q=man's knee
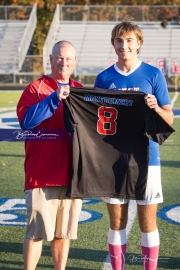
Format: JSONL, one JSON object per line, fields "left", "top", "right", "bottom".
{"left": 137, "top": 204, "right": 158, "bottom": 232}
{"left": 23, "top": 238, "right": 43, "bottom": 250}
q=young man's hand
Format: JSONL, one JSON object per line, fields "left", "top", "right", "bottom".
{"left": 144, "top": 94, "right": 160, "bottom": 112}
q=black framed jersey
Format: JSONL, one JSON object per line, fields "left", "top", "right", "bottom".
{"left": 63, "top": 87, "right": 174, "bottom": 199}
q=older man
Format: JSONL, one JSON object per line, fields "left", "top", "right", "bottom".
{"left": 17, "top": 41, "right": 83, "bottom": 270}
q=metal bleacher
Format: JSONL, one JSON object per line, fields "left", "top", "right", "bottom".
{"left": 0, "top": 4, "right": 37, "bottom": 79}
{"left": 139, "top": 26, "right": 180, "bottom": 58}
{"left": 43, "top": 19, "right": 118, "bottom": 75}
{"left": 43, "top": 5, "right": 180, "bottom": 77}
{"left": 0, "top": 4, "right": 179, "bottom": 87}
{"left": 44, "top": 21, "right": 180, "bottom": 76}
{"left": 0, "top": 21, "right": 28, "bottom": 73}
{"left": 56, "top": 23, "right": 115, "bottom": 75}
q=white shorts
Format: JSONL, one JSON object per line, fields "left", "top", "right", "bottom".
{"left": 101, "top": 166, "right": 163, "bottom": 205}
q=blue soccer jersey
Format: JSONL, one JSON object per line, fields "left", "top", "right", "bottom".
{"left": 94, "top": 61, "right": 171, "bottom": 166}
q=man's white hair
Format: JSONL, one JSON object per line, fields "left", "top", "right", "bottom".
{"left": 51, "top": 40, "right": 75, "bottom": 55}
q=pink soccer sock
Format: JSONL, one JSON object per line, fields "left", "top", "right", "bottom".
{"left": 141, "top": 229, "right": 160, "bottom": 270}
{"left": 108, "top": 228, "right": 127, "bottom": 270}
{"left": 142, "top": 246, "right": 159, "bottom": 270}
{"left": 109, "top": 243, "right": 126, "bottom": 270}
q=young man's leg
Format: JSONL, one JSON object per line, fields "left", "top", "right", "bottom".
{"left": 137, "top": 165, "right": 163, "bottom": 270}
{"left": 138, "top": 204, "right": 159, "bottom": 270}
{"left": 51, "top": 238, "right": 70, "bottom": 270}
{"left": 107, "top": 202, "right": 128, "bottom": 270}
{"left": 23, "top": 238, "right": 43, "bottom": 270}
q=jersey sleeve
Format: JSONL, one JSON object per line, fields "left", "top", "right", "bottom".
{"left": 94, "top": 74, "right": 101, "bottom": 88}
{"left": 17, "top": 84, "right": 61, "bottom": 130}
{"left": 145, "top": 107, "right": 175, "bottom": 145}
{"left": 153, "top": 69, "right": 171, "bottom": 107}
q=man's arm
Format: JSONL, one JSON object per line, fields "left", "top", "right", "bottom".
{"left": 20, "top": 86, "right": 70, "bottom": 130}
{"left": 144, "top": 94, "right": 174, "bottom": 125}
{"left": 20, "top": 92, "right": 60, "bottom": 129}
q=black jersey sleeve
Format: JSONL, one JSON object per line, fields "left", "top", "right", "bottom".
{"left": 144, "top": 106, "right": 175, "bottom": 145}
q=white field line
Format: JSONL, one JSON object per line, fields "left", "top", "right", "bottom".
{"left": 0, "top": 107, "right": 16, "bottom": 113}
{"left": 171, "top": 92, "right": 179, "bottom": 108}
{"left": 171, "top": 92, "right": 180, "bottom": 118}
{"left": 102, "top": 91, "right": 179, "bottom": 269}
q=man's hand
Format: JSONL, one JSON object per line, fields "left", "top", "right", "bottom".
{"left": 144, "top": 93, "right": 173, "bottom": 125}
{"left": 144, "top": 94, "right": 160, "bottom": 113}
{"left": 56, "top": 85, "right": 70, "bottom": 100}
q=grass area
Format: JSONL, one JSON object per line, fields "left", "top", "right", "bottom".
{"left": 0, "top": 91, "right": 179, "bottom": 269}
{"left": 0, "top": 91, "right": 22, "bottom": 109}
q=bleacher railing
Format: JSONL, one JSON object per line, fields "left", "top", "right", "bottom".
{"left": 0, "top": 5, "right": 32, "bottom": 20}
{"left": 43, "top": 4, "right": 60, "bottom": 75}
{"left": 18, "top": 3, "right": 37, "bottom": 71}
{"left": 59, "top": 5, "right": 180, "bottom": 22}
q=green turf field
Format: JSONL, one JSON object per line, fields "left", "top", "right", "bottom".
{"left": 0, "top": 91, "right": 180, "bottom": 269}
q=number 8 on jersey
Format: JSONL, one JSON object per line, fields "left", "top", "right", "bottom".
{"left": 97, "top": 106, "right": 118, "bottom": 135}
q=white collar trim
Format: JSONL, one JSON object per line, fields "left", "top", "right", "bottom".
{"left": 114, "top": 61, "right": 142, "bottom": 76}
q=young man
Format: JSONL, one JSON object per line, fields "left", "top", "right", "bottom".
{"left": 94, "top": 19, "right": 174, "bottom": 270}
{"left": 17, "top": 41, "right": 83, "bottom": 270}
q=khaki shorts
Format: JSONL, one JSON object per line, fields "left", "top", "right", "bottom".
{"left": 25, "top": 186, "right": 82, "bottom": 241}
{"left": 102, "top": 166, "right": 163, "bottom": 205}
